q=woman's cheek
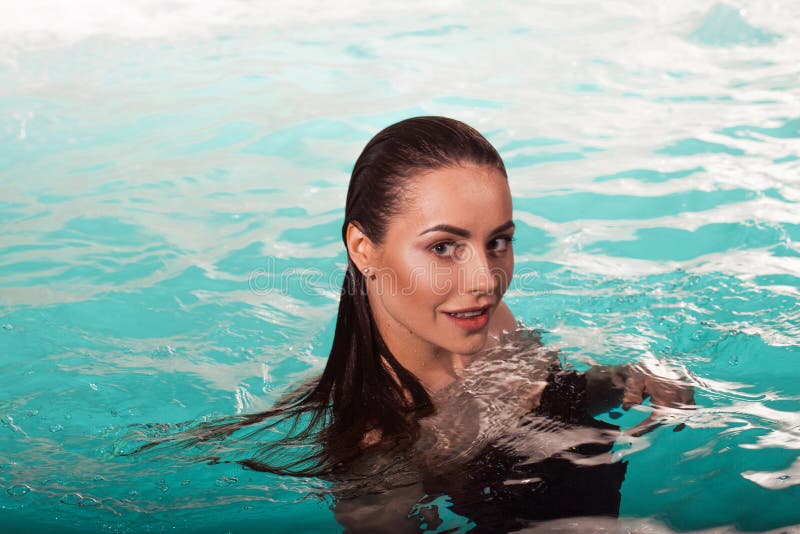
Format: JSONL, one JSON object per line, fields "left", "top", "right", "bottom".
{"left": 400, "top": 251, "right": 445, "bottom": 299}
{"left": 496, "top": 257, "right": 514, "bottom": 297}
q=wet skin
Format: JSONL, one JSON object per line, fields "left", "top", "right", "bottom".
{"left": 346, "top": 163, "right": 516, "bottom": 393}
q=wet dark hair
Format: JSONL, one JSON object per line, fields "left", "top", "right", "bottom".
{"left": 127, "top": 116, "right": 507, "bottom": 476}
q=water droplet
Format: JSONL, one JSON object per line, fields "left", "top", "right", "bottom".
{"left": 64, "top": 413, "right": 72, "bottom": 420}
{"left": 61, "top": 493, "right": 82, "bottom": 505}
{"left": 50, "top": 424, "right": 64, "bottom": 433}
{"left": 2, "top": 324, "right": 13, "bottom": 330}
{"left": 215, "top": 476, "right": 238, "bottom": 487}
{"left": 89, "top": 383, "right": 98, "bottom": 391}
{"left": 26, "top": 409, "right": 39, "bottom": 417}
{"left": 181, "top": 480, "right": 190, "bottom": 486}
{"left": 7, "top": 485, "right": 30, "bottom": 497}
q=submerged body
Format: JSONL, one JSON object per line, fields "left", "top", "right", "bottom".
{"left": 331, "top": 326, "right": 629, "bottom": 532}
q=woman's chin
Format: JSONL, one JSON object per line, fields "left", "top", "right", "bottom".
{"left": 450, "top": 332, "right": 490, "bottom": 356}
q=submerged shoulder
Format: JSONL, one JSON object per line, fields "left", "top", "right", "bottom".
{"left": 485, "top": 301, "right": 518, "bottom": 348}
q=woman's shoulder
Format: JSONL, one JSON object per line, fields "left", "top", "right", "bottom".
{"left": 487, "top": 301, "right": 517, "bottom": 343}
{"left": 483, "top": 302, "right": 557, "bottom": 363}
{"left": 468, "top": 317, "right": 562, "bottom": 386}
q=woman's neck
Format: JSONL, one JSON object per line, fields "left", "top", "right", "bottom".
{"left": 373, "top": 316, "right": 466, "bottom": 394}
{"left": 401, "top": 351, "right": 466, "bottom": 395}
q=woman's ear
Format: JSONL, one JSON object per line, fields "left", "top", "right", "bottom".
{"left": 345, "top": 221, "right": 376, "bottom": 272}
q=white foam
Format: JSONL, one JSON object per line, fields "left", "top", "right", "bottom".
{"left": 742, "top": 457, "right": 800, "bottom": 490}
{"left": 0, "top": 0, "right": 461, "bottom": 47}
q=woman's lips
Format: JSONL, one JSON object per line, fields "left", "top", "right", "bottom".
{"left": 443, "top": 306, "right": 491, "bottom": 331}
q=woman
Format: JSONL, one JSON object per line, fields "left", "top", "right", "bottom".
{"left": 130, "top": 116, "right": 693, "bottom": 531}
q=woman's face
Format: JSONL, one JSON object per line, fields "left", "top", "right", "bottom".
{"left": 363, "top": 163, "right": 514, "bottom": 360}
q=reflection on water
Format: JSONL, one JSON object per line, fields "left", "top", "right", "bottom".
{"left": 1, "top": 0, "right": 799, "bottom": 532}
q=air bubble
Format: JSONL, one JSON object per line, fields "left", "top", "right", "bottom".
{"left": 2, "top": 324, "right": 13, "bottom": 330}
{"left": 728, "top": 355, "right": 739, "bottom": 366}
{"left": 7, "top": 485, "right": 31, "bottom": 497}
{"left": 50, "top": 424, "right": 64, "bottom": 433}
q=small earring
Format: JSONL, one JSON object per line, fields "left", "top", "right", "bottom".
{"left": 363, "top": 267, "right": 375, "bottom": 280}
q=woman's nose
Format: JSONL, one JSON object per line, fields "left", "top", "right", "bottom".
{"left": 457, "top": 243, "right": 495, "bottom": 295}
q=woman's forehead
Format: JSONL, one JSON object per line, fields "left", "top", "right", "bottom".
{"left": 392, "top": 164, "right": 512, "bottom": 232}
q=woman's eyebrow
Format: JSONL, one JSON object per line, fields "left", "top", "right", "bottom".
{"left": 418, "top": 220, "right": 515, "bottom": 238}
{"left": 491, "top": 220, "right": 515, "bottom": 234}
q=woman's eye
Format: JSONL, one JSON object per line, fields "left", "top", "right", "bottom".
{"left": 432, "top": 241, "right": 458, "bottom": 257}
{"left": 489, "top": 236, "right": 514, "bottom": 252}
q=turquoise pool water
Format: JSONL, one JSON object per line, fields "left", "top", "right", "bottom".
{"left": 1, "top": 1, "right": 799, "bottom": 532}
